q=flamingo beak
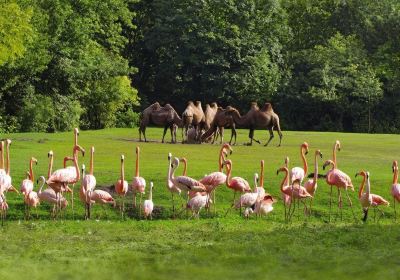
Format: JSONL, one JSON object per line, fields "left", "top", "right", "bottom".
{"left": 355, "top": 173, "right": 359, "bottom": 177}
{"left": 319, "top": 153, "right": 323, "bottom": 159}
{"left": 305, "top": 150, "right": 309, "bottom": 155}
{"left": 276, "top": 170, "right": 279, "bottom": 175}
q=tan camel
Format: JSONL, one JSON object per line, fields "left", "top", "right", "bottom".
{"left": 202, "top": 103, "right": 219, "bottom": 142}
{"left": 225, "top": 102, "right": 282, "bottom": 146}
{"left": 182, "top": 101, "right": 205, "bottom": 143}
{"left": 139, "top": 102, "right": 182, "bottom": 143}
{"left": 200, "top": 106, "right": 237, "bottom": 145}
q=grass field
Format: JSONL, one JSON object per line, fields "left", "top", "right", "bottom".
{"left": 1, "top": 128, "right": 400, "bottom": 279}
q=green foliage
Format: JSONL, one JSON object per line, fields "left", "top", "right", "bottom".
{"left": 0, "top": 1, "right": 33, "bottom": 65}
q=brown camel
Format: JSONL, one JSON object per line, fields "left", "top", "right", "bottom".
{"left": 139, "top": 102, "right": 182, "bottom": 143}
{"left": 182, "top": 101, "right": 205, "bottom": 143}
{"left": 201, "top": 106, "right": 237, "bottom": 145}
{"left": 225, "top": 102, "right": 282, "bottom": 146}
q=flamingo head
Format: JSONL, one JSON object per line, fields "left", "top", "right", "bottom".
{"left": 74, "top": 128, "right": 79, "bottom": 136}
{"left": 172, "top": 157, "right": 180, "bottom": 169}
{"left": 136, "top": 146, "right": 140, "bottom": 154}
{"left": 74, "top": 145, "right": 85, "bottom": 157}
{"left": 31, "top": 157, "right": 38, "bottom": 165}
{"left": 121, "top": 155, "right": 125, "bottom": 162}
{"left": 355, "top": 170, "right": 366, "bottom": 178}
{"left": 392, "top": 161, "right": 398, "bottom": 173}
{"left": 91, "top": 146, "right": 95, "bottom": 154}
{"left": 316, "top": 150, "right": 323, "bottom": 158}
{"left": 335, "top": 140, "right": 341, "bottom": 151}
{"left": 323, "top": 160, "right": 334, "bottom": 170}
{"left": 366, "top": 171, "right": 370, "bottom": 179}
{"left": 82, "top": 164, "right": 86, "bottom": 173}
{"left": 284, "top": 156, "right": 289, "bottom": 167}
{"left": 302, "top": 142, "right": 309, "bottom": 155}
{"left": 48, "top": 150, "right": 53, "bottom": 158}
{"left": 276, "top": 166, "right": 288, "bottom": 175}
{"left": 150, "top": 181, "right": 154, "bottom": 189}
{"left": 6, "top": 139, "right": 11, "bottom": 147}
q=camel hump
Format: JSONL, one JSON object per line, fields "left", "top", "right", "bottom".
{"left": 162, "top": 104, "right": 174, "bottom": 110}
{"left": 194, "top": 101, "right": 202, "bottom": 107}
{"left": 149, "top": 102, "right": 161, "bottom": 110}
{"left": 261, "top": 103, "right": 273, "bottom": 112}
{"left": 187, "top": 101, "right": 194, "bottom": 106}
{"left": 210, "top": 102, "right": 218, "bottom": 108}
{"left": 250, "top": 102, "right": 259, "bottom": 110}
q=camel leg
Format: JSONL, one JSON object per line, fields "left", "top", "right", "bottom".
{"left": 219, "top": 127, "right": 224, "bottom": 145}
{"left": 264, "top": 128, "right": 274, "bottom": 147}
{"left": 248, "top": 129, "right": 254, "bottom": 145}
{"left": 277, "top": 129, "right": 283, "bottom": 147}
{"left": 162, "top": 125, "right": 168, "bottom": 143}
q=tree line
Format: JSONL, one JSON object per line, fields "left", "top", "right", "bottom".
{"left": 1, "top": 0, "right": 400, "bottom": 133}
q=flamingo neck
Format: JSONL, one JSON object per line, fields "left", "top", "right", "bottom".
{"left": 73, "top": 149, "right": 80, "bottom": 182}
{"left": 167, "top": 157, "right": 172, "bottom": 189}
{"left": 280, "top": 169, "right": 289, "bottom": 192}
{"left": 38, "top": 177, "right": 46, "bottom": 194}
{"left": 333, "top": 143, "right": 338, "bottom": 167}
{"left": 312, "top": 153, "right": 318, "bottom": 185}
{"left": 218, "top": 148, "right": 224, "bottom": 172}
{"left": 301, "top": 146, "right": 308, "bottom": 175}
{"left": 366, "top": 176, "right": 371, "bottom": 196}
{"left": 48, "top": 155, "right": 53, "bottom": 180}
{"left": 6, "top": 141, "right": 10, "bottom": 175}
{"left": 260, "top": 161, "right": 265, "bottom": 188}
{"left": 182, "top": 160, "right": 187, "bottom": 176}
{"left": 29, "top": 159, "right": 34, "bottom": 182}
{"left": 149, "top": 185, "right": 153, "bottom": 201}
{"left": 394, "top": 167, "right": 398, "bottom": 185}
{"left": 225, "top": 163, "right": 232, "bottom": 188}
{"left": 89, "top": 149, "right": 94, "bottom": 175}
{"left": 135, "top": 150, "right": 140, "bottom": 177}
{"left": 358, "top": 175, "right": 366, "bottom": 198}
{"left": 0, "top": 142, "right": 3, "bottom": 169}
{"left": 121, "top": 160, "right": 125, "bottom": 182}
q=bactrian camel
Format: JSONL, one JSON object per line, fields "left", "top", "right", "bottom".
{"left": 182, "top": 101, "right": 205, "bottom": 143}
{"left": 139, "top": 102, "right": 182, "bottom": 143}
{"left": 201, "top": 106, "right": 237, "bottom": 145}
{"left": 225, "top": 102, "right": 282, "bottom": 146}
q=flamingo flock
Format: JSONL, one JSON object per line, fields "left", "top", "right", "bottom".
{"left": 0, "top": 128, "right": 398, "bottom": 224}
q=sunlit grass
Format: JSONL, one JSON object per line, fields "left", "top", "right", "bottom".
{"left": 1, "top": 128, "right": 399, "bottom": 279}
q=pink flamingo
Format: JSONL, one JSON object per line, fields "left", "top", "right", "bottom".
{"left": 223, "top": 159, "right": 251, "bottom": 216}
{"left": 20, "top": 157, "right": 38, "bottom": 196}
{"left": 115, "top": 155, "right": 129, "bottom": 218}
{"left": 277, "top": 166, "right": 312, "bottom": 221}
{"left": 333, "top": 140, "right": 341, "bottom": 168}
{"left": 37, "top": 176, "right": 68, "bottom": 218}
{"left": 169, "top": 157, "right": 206, "bottom": 194}
{"left": 235, "top": 173, "right": 259, "bottom": 211}
{"left": 199, "top": 143, "right": 232, "bottom": 211}
{"left": 391, "top": 161, "right": 400, "bottom": 220}
{"left": 82, "top": 147, "right": 97, "bottom": 219}
{"left": 143, "top": 182, "right": 154, "bottom": 219}
{"left": 304, "top": 150, "right": 323, "bottom": 214}
{"left": 47, "top": 145, "right": 84, "bottom": 216}
{"left": 291, "top": 142, "right": 309, "bottom": 185}
{"left": 254, "top": 195, "right": 276, "bottom": 217}
{"left": 166, "top": 153, "right": 182, "bottom": 217}
{"left": 0, "top": 139, "right": 18, "bottom": 195}
{"left": 0, "top": 193, "right": 8, "bottom": 225}
{"left": 88, "top": 189, "right": 116, "bottom": 218}
{"left": 323, "top": 159, "right": 355, "bottom": 221}
{"left": 356, "top": 171, "right": 389, "bottom": 222}
{"left": 187, "top": 193, "right": 210, "bottom": 219}
{"left": 132, "top": 146, "right": 146, "bottom": 216}
{"left": 24, "top": 186, "right": 40, "bottom": 219}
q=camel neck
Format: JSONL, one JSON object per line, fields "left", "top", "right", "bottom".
{"left": 358, "top": 174, "right": 366, "bottom": 198}
{"left": 89, "top": 148, "right": 94, "bottom": 175}
{"left": 301, "top": 146, "right": 308, "bottom": 175}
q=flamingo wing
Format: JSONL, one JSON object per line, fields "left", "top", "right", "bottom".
{"left": 175, "top": 176, "right": 206, "bottom": 192}
{"left": 371, "top": 194, "right": 389, "bottom": 206}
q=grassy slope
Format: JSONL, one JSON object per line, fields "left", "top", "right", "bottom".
{"left": 1, "top": 128, "right": 400, "bottom": 279}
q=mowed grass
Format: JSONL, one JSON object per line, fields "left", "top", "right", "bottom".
{"left": 1, "top": 128, "right": 400, "bottom": 280}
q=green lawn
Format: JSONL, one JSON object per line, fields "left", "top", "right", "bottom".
{"left": 1, "top": 128, "right": 400, "bottom": 279}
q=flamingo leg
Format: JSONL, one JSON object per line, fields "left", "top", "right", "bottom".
{"left": 329, "top": 185, "right": 333, "bottom": 223}
{"left": 283, "top": 200, "right": 287, "bottom": 222}
{"left": 171, "top": 193, "right": 175, "bottom": 219}
{"left": 224, "top": 192, "right": 236, "bottom": 217}
{"left": 394, "top": 197, "right": 397, "bottom": 222}
{"left": 139, "top": 193, "right": 143, "bottom": 218}
{"left": 213, "top": 189, "right": 217, "bottom": 216}
{"left": 373, "top": 207, "right": 376, "bottom": 222}
{"left": 309, "top": 198, "right": 313, "bottom": 216}
{"left": 377, "top": 207, "right": 385, "bottom": 222}
{"left": 345, "top": 189, "right": 356, "bottom": 221}
{"left": 133, "top": 192, "right": 137, "bottom": 209}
